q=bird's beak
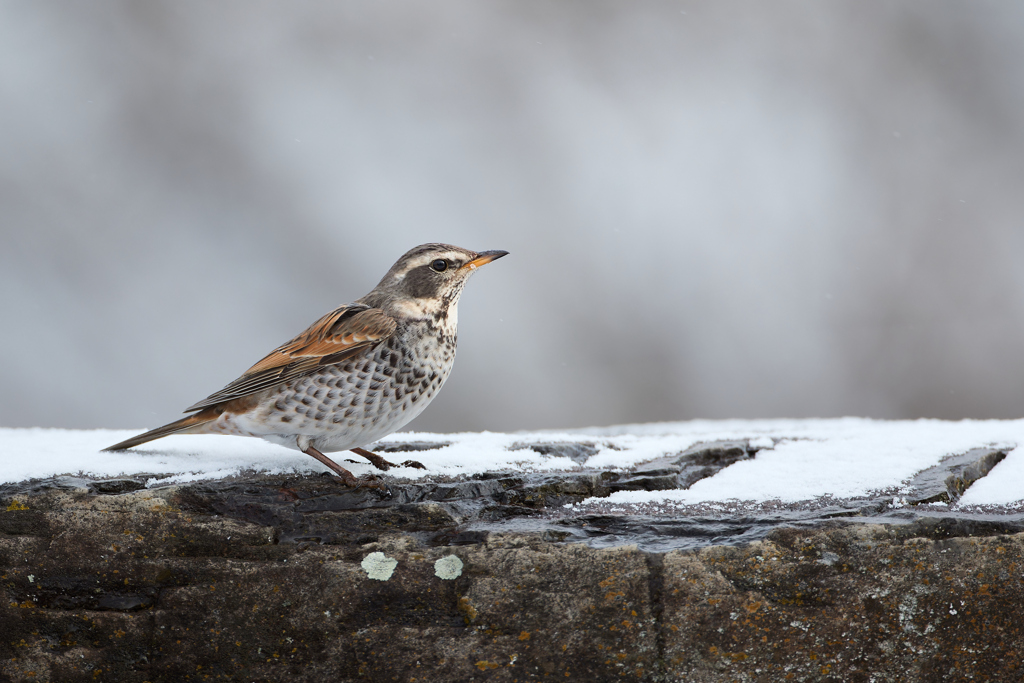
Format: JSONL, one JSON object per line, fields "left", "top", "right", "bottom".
{"left": 462, "top": 250, "right": 509, "bottom": 271}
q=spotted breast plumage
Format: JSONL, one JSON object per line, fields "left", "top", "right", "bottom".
{"left": 104, "top": 243, "right": 508, "bottom": 488}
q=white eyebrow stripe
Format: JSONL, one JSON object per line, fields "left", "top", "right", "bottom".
{"left": 402, "top": 252, "right": 469, "bottom": 272}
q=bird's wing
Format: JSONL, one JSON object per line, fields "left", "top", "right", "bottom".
{"left": 184, "top": 304, "right": 398, "bottom": 412}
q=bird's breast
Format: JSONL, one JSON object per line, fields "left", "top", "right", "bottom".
{"left": 221, "top": 321, "right": 459, "bottom": 449}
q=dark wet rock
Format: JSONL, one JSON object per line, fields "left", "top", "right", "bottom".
{"left": 88, "top": 478, "right": 149, "bottom": 495}
{"left": 509, "top": 440, "right": 601, "bottom": 464}
{"left": 369, "top": 440, "right": 451, "bottom": 453}
{"left": 6, "top": 475, "right": 93, "bottom": 493}
{"left": 603, "top": 440, "right": 757, "bottom": 493}
{"left": 478, "top": 504, "right": 542, "bottom": 521}
{"left": 33, "top": 577, "right": 160, "bottom": 612}
{"left": 674, "top": 439, "right": 756, "bottom": 488}
{"left": 606, "top": 473, "right": 680, "bottom": 492}
{"left": 891, "top": 515, "right": 1024, "bottom": 540}
{"left": 906, "top": 447, "right": 1009, "bottom": 505}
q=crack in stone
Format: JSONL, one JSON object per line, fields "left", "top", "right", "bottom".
{"left": 643, "top": 551, "right": 667, "bottom": 680}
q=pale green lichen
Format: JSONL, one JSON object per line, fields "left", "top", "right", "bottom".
{"left": 361, "top": 552, "right": 398, "bottom": 581}
{"left": 434, "top": 554, "right": 464, "bottom": 580}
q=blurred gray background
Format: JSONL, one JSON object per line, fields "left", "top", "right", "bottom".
{"left": 3, "top": 1, "right": 1024, "bottom": 433}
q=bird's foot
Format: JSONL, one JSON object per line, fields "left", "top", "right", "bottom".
{"left": 302, "top": 444, "right": 389, "bottom": 495}
{"left": 350, "top": 447, "right": 427, "bottom": 471}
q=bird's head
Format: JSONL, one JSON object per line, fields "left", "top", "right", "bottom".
{"left": 361, "top": 243, "right": 508, "bottom": 323}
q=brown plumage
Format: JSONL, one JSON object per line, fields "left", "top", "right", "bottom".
{"left": 104, "top": 243, "right": 508, "bottom": 489}
{"left": 185, "top": 306, "right": 397, "bottom": 412}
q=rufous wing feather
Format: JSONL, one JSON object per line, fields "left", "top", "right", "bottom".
{"left": 183, "top": 304, "right": 398, "bottom": 412}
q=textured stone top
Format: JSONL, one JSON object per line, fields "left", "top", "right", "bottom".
{"left": 4, "top": 420, "right": 1024, "bottom": 551}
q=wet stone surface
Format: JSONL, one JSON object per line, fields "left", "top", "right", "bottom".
{"left": 905, "top": 447, "right": 1008, "bottom": 505}
{"left": 2, "top": 440, "right": 1023, "bottom": 681}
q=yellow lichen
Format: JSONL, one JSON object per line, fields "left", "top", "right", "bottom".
{"left": 457, "top": 596, "right": 477, "bottom": 623}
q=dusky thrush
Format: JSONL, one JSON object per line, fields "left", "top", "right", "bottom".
{"left": 104, "top": 243, "right": 508, "bottom": 488}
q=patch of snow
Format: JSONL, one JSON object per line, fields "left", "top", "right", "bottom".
{"left": 1, "top": 419, "right": 1023, "bottom": 506}
{"left": 572, "top": 418, "right": 1024, "bottom": 506}
{"left": 957, "top": 445, "right": 1024, "bottom": 506}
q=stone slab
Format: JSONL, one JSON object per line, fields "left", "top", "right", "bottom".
{"left": 2, "top": 469, "right": 1024, "bottom": 682}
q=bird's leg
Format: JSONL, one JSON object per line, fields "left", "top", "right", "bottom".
{"left": 351, "top": 446, "right": 426, "bottom": 471}
{"left": 302, "top": 444, "right": 389, "bottom": 491}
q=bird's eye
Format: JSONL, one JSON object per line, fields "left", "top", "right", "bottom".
{"left": 430, "top": 259, "right": 448, "bottom": 273}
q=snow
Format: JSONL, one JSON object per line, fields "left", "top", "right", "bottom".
{"left": 958, "top": 445, "right": 1024, "bottom": 506}
{"left": 1, "top": 418, "right": 1023, "bottom": 507}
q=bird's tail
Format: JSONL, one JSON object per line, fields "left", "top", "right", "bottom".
{"left": 102, "top": 409, "right": 219, "bottom": 451}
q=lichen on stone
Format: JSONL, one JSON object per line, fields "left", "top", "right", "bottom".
{"left": 360, "top": 551, "right": 398, "bottom": 581}
{"left": 434, "top": 554, "right": 464, "bottom": 580}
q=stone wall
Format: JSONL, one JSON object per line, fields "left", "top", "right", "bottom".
{"left": 2, "top": 473, "right": 1022, "bottom": 682}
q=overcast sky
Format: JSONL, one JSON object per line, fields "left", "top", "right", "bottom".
{"left": 3, "top": 1, "right": 1024, "bottom": 432}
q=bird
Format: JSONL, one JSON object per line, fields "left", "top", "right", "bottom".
{"left": 104, "top": 243, "right": 508, "bottom": 489}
